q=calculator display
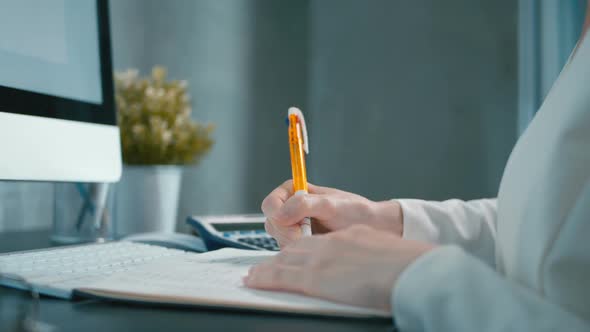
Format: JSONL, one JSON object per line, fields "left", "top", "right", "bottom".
{"left": 211, "top": 222, "right": 265, "bottom": 232}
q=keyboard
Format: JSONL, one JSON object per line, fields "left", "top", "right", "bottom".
{"left": 0, "top": 241, "right": 189, "bottom": 299}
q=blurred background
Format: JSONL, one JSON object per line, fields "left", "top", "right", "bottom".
{"left": 0, "top": 0, "right": 586, "bottom": 232}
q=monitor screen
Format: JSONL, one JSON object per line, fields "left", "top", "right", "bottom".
{"left": 0, "top": 0, "right": 102, "bottom": 105}
{"left": 0, "top": 0, "right": 121, "bottom": 182}
{"left": 0, "top": 0, "right": 115, "bottom": 126}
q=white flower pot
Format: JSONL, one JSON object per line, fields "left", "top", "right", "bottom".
{"left": 114, "top": 165, "right": 183, "bottom": 237}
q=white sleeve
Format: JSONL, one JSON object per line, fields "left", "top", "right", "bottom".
{"left": 392, "top": 246, "right": 589, "bottom": 332}
{"left": 397, "top": 198, "right": 497, "bottom": 266}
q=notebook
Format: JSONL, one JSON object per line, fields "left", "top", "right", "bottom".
{"left": 75, "top": 248, "right": 390, "bottom": 319}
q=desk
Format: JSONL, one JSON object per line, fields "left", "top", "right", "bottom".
{"left": 0, "top": 230, "right": 394, "bottom": 332}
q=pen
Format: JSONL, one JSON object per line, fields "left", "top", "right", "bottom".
{"left": 90, "top": 183, "right": 109, "bottom": 232}
{"left": 287, "top": 107, "right": 312, "bottom": 236}
{"left": 75, "top": 183, "right": 95, "bottom": 231}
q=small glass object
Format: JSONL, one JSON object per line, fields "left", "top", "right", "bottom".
{"left": 52, "top": 183, "right": 115, "bottom": 244}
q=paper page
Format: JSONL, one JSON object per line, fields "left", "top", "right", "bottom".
{"left": 79, "top": 248, "right": 390, "bottom": 318}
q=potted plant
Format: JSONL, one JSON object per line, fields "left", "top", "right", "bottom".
{"left": 113, "top": 66, "right": 214, "bottom": 236}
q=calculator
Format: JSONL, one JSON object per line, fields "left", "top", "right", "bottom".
{"left": 186, "top": 214, "right": 279, "bottom": 251}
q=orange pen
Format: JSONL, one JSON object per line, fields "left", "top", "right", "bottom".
{"left": 287, "top": 107, "right": 312, "bottom": 236}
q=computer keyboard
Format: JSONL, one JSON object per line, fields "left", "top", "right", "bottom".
{"left": 0, "top": 241, "right": 189, "bottom": 299}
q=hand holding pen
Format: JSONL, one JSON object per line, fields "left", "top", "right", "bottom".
{"left": 261, "top": 107, "right": 404, "bottom": 247}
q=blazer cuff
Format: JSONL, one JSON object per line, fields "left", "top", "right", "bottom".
{"left": 397, "top": 199, "right": 439, "bottom": 243}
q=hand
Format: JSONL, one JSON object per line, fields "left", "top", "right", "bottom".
{"left": 244, "top": 225, "right": 433, "bottom": 311}
{"left": 261, "top": 180, "right": 403, "bottom": 247}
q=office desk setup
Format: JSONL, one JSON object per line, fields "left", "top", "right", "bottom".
{"left": 0, "top": 1, "right": 394, "bottom": 330}
{"left": 0, "top": 230, "right": 393, "bottom": 332}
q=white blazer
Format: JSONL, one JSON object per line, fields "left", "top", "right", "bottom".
{"left": 392, "top": 32, "right": 590, "bottom": 331}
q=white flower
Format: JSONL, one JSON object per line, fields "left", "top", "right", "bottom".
{"left": 161, "top": 130, "right": 173, "bottom": 145}
{"left": 131, "top": 124, "right": 145, "bottom": 137}
{"left": 145, "top": 86, "right": 156, "bottom": 97}
{"left": 115, "top": 69, "right": 138, "bottom": 88}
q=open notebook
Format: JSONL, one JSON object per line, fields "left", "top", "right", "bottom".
{"left": 75, "top": 248, "right": 390, "bottom": 319}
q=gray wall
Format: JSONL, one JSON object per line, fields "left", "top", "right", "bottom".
{"left": 308, "top": 0, "right": 517, "bottom": 201}
{"left": 0, "top": 0, "right": 517, "bottom": 232}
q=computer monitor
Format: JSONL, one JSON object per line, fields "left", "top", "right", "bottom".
{"left": 0, "top": 0, "right": 121, "bottom": 182}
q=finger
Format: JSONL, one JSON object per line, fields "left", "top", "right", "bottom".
{"left": 307, "top": 183, "right": 342, "bottom": 195}
{"left": 265, "top": 219, "right": 300, "bottom": 247}
{"left": 272, "top": 193, "right": 334, "bottom": 227}
{"left": 262, "top": 181, "right": 338, "bottom": 219}
{"left": 261, "top": 180, "right": 294, "bottom": 219}
{"left": 244, "top": 263, "right": 305, "bottom": 293}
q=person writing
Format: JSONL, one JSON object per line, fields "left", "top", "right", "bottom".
{"left": 244, "top": 4, "right": 590, "bottom": 331}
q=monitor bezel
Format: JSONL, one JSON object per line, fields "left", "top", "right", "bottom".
{"left": 0, "top": 0, "right": 115, "bottom": 126}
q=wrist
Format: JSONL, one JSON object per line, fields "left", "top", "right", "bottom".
{"left": 370, "top": 200, "right": 404, "bottom": 236}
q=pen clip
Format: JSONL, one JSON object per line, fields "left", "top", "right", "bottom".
{"left": 288, "top": 107, "right": 309, "bottom": 154}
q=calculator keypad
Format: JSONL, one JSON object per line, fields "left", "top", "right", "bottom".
{"left": 221, "top": 231, "right": 279, "bottom": 251}
{"left": 237, "top": 237, "right": 279, "bottom": 251}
